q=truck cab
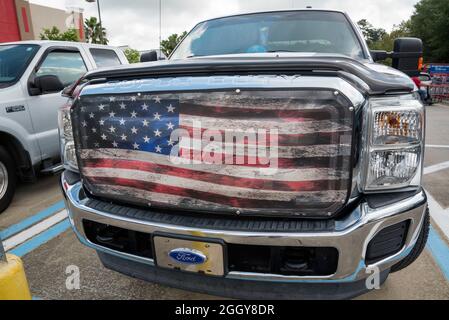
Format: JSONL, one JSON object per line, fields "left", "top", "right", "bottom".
{"left": 0, "top": 41, "right": 128, "bottom": 213}
{"left": 59, "top": 10, "right": 428, "bottom": 299}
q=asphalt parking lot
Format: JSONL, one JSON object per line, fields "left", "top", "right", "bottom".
{"left": 1, "top": 104, "right": 449, "bottom": 300}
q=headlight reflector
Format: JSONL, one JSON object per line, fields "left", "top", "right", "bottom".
{"left": 366, "top": 147, "right": 421, "bottom": 190}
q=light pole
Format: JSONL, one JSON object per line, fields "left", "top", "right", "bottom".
{"left": 85, "top": 0, "right": 102, "bottom": 26}
{"left": 159, "top": 0, "right": 162, "bottom": 55}
{"left": 85, "top": 0, "right": 103, "bottom": 43}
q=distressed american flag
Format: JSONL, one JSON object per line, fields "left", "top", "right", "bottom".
{"left": 74, "top": 90, "right": 353, "bottom": 217}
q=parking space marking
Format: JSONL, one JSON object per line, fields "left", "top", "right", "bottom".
{"left": 0, "top": 200, "right": 65, "bottom": 240}
{"left": 9, "top": 219, "right": 71, "bottom": 257}
{"left": 424, "top": 160, "right": 449, "bottom": 175}
{"left": 427, "top": 226, "right": 449, "bottom": 282}
{"left": 426, "top": 145, "right": 449, "bottom": 149}
{"left": 3, "top": 210, "right": 67, "bottom": 251}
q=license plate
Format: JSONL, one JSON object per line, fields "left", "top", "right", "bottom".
{"left": 153, "top": 235, "right": 225, "bottom": 276}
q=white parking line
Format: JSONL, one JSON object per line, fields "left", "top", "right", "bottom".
{"left": 424, "top": 160, "right": 449, "bottom": 175}
{"left": 3, "top": 210, "right": 68, "bottom": 251}
{"left": 427, "top": 145, "right": 449, "bottom": 149}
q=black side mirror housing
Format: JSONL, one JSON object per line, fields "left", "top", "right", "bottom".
{"left": 140, "top": 51, "right": 158, "bottom": 63}
{"left": 370, "top": 38, "right": 423, "bottom": 77}
{"left": 29, "top": 75, "right": 64, "bottom": 96}
{"left": 392, "top": 37, "right": 423, "bottom": 77}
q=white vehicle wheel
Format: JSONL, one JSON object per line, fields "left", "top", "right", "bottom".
{"left": 0, "top": 146, "right": 16, "bottom": 214}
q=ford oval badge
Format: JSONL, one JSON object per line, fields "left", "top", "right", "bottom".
{"left": 169, "top": 248, "right": 207, "bottom": 265}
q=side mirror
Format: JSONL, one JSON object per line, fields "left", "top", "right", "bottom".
{"left": 140, "top": 51, "right": 158, "bottom": 63}
{"left": 392, "top": 37, "right": 423, "bottom": 77}
{"left": 29, "top": 75, "right": 64, "bottom": 96}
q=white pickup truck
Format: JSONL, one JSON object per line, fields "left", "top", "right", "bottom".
{"left": 0, "top": 41, "right": 128, "bottom": 213}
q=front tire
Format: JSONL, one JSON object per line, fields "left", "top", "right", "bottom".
{"left": 390, "top": 207, "right": 430, "bottom": 273}
{"left": 0, "top": 146, "right": 16, "bottom": 214}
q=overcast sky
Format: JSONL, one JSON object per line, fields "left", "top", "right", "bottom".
{"left": 30, "top": 0, "right": 420, "bottom": 50}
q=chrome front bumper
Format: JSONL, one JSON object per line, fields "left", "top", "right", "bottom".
{"left": 61, "top": 171, "right": 427, "bottom": 284}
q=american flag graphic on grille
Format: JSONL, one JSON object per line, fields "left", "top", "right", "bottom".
{"left": 73, "top": 90, "right": 353, "bottom": 217}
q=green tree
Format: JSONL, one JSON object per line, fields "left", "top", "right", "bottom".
{"left": 124, "top": 48, "right": 140, "bottom": 63}
{"left": 40, "top": 26, "right": 79, "bottom": 41}
{"left": 84, "top": 17, "right": 108, "bottom": 45}
{"left": 160, "top": 31, "right": 187, "bottom": 57}
{"left": 409, "top": 0, "right": 449, "bottom": 62}
{"left": 357, "top": 19, "right": 387, "bottom": 46}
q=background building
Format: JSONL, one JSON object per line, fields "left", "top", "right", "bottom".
{"left": 0, "top": 0, "right": 84, "bottom": 43}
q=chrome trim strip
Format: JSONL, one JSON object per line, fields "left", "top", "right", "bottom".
{"left": 62, "top": 172, "right": 426, "bottom": 283}
{"left": 80, "top": 75, "right": 365, "bottom": 108}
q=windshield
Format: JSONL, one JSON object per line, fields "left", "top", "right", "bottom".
{"left": 171, "top": 11, "right": 365, "bottom": 60}
{"left": 0, "top": 44, "right": 40, "bottom": 87}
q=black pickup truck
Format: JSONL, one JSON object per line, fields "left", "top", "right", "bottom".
{"left": 59, "top": 9, "right": 428, "bottom": 299}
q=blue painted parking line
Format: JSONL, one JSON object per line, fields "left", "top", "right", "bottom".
{"left": 427, "top": 225, "right": 449, "bottom": 282}
{"left": 0, "top": 200, "right": 65, "bottom": 240}
{"left": 10, "top": 218, "right": 71, "bottom": 257}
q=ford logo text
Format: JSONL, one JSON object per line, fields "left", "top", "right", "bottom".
{"left": 169, "top": 248, "right": 207, "bottom": 265}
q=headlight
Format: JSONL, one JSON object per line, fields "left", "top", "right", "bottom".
{"left": 361, "top": 95, "right": 424, "bottom": 192}
{"left": 58, "top": 100, "right": 78, "bottom": 172}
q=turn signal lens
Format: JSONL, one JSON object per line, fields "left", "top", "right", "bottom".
{"left": 373, "top": 110, "right": 422, "bottom": 145}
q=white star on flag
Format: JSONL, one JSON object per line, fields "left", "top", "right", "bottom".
{"left": 131, "top": 96, "right": 137, "bottom": 102}
{"left": 101, "top": 134, "right": 107, "bottom": 140}
{"left": 109, "top": 126, "right": 116, "bottom": 133}
{"left": 155, "top": 145, "right": 162, "bottom": 153}
{"left": 98, "top": 104, "right": 105, "bottom": 111}
{"left": 89, "top": 112, "right": 95, "bottom": 119}
{"left": 154, "top": 96, "right": 161, "bottom": 103}
{"left": 141, "top": 103, "right": 149, "bottom": 111}
{"left": 153, "top": 112, "right": 161, "bottom": 120}
{"left": 119, "top": 103, "right": 126, "bottom": 110}
{"left": 119, "top": 118, "right": 126, "bottom": 125}
{"left": 143, "top": 136, "right": 151, "bottom": 143}
{"left": 167, "top": 104, "right": 175, "bottom": 113}
{"left": 166, "top": 122, "right": 174, "bottom": 130}
{"left": 133, "top": 142, "right": 140, "bottom": 150}
{"left": 130, "top": 111, "right": 138, "bottom": 118}
{"left": 109, "top": 97, "right": 116, "bottom": 102}
{"left": 131, "top": 126, "right": 138, "bottom": 134}
{"left": 112, "top": 141, "right": 118, "bottom": 148}
{"left": 142, "top": 119, "right": 149, "bottom": 127}
{"left": 99, "top": 120, "right": 105, "bottom": 126}
{"left": 154, "top": 129, "right": 162, "bottom": 137}
{"left": 121, "top": 134, "right": 127, "bottom": 141}
{"left": 82, "top": 120, "right": 87, "bottom": 127}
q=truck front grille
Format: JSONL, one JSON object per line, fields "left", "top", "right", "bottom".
{"left": 73, "top": 78, "right": 355, "bottom": 218}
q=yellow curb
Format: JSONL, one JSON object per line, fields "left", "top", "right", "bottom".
{"left": 0, "top": 254, "right": 32, "bottom": 300}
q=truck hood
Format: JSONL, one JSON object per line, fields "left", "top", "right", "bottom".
{"left": 81, "top": 54, "right": 415, "bottom": 95}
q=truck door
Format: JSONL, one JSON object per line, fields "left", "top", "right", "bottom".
{"left": 26, "top": 47, "right": 88, "bottom": 161}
